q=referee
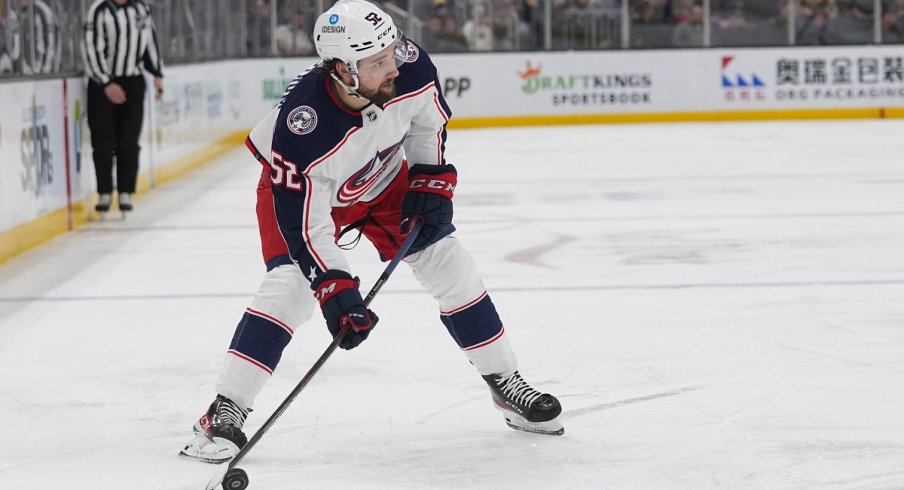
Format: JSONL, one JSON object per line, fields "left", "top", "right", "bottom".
{"left": 83, "top": 0, "right": 163, "bottom": 213}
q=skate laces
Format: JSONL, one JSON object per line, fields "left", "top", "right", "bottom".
{"left": 496, "top": 372, "right": 543, "bottom": 408}
{"left": 213, "top": 397, "right": 249, "bottom": 429}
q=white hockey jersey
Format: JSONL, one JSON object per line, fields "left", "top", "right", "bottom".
{"left": 246, "top": 40, "right": 452, "bottom": 278}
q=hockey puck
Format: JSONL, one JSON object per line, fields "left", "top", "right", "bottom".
{"left": 222, "top": 468, "right": 249, "bottom": 490}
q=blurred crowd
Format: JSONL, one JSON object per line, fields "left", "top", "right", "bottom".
{"left": 632, "top": 0, "right": 904, "bottom": 47}
{"left": 1, "top": 0, "right": 902, "bottom": 78}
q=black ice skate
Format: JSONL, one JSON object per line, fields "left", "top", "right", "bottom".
{"left": 483, "top": 371, "right": 564, "bottom": 435}
{"left": 95, "top": 193, "right": 112, "bottom": 213}
{"left": 118, "top": 193, "right": 133, "bottom": 212}
{"left": 179, "top": 395, "right": 250, "bottom": 464}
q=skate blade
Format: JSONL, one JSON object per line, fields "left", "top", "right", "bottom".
{"left": 179, "top": 434, "right": 238, "bottom": 464}
{"left": 90, "top": 211, "right": 127, "bottom": 222}
{"left": 502, "top": 412, "right": 565, "bottom": 436}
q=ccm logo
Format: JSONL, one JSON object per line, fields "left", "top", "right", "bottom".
{"left": 410, "top": 178, "right": 455, "bottom": 193}
{"left": 313, "top": 282, "right": 337, "bottom": 301}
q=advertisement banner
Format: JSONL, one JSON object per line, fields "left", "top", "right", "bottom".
{"left": 142, "top": 58, "right": 312, "bottom": 170}
{"left": 0, "top": 79, "right": 69, "bottom": 232}
{"left": 432, "top": 46, "right": 904, "bottom": 118}
{"left": 432, "top": 50, "right": 699, "bottom": 117}
{"left": 712, "top": 46, "right": 904, "bottom": 109}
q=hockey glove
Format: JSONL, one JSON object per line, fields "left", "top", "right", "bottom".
{"left": 400, "top": 164, "right": 457, "bottom": 251}
{"left": 310, "top": 270, "right": 378, "bottom": 350}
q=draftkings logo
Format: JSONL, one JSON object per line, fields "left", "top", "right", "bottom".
{"left": 721, "top": 56, "right": 766, "bottom": 102}
{"left": 518, "top": 61, "right": 652, "bottom": 107}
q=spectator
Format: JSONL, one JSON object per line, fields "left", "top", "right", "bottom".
{"left": 275, "top": 2, "right": 314, "bottom": 56}
{"left": 883, "top": 0, "right": 904, "bottom": 42}
{"left": 795, "top": 0, "right": 828, "bottom": 44}
{"left": 423, "top": 2, "right": 468, "bottom": 52}
{"left": 519, "top": 0, "right": 545, "bottom": 49}
{"left": 491, "top": 0, "right": 523, "bottom": 50}
{"left": 673, "top": 4, "right": 704, "bottom": 45}
{"left": 630, "top": 0, "right": 675, "bottom": 47}
{"left": 713, "top": 3, "right": 754, "bottom": 45}
{"left": 246, "top": 0, "right": 272, "bottom": 56}
{"left": 462, "top": 3, "right": 493, "bottom": 50}
{"left": 823, "top": 0, "right": 874, "bottom": 44}
{"left": 672, "top": 0, "right": 696, "bottom": 23}
{"left": 632, "top": 0, "right": 668, "bottom": 23}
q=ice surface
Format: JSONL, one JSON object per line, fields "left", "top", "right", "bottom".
{"left": 1, "top": 120, "right": 903, "bottom": 489}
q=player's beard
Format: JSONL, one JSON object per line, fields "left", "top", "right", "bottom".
{"left": 359, "top": 79, "right": 396, "bottom": 107}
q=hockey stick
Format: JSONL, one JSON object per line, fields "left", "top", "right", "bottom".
{"left": 205, "top": 221, "right": 422, "bottom": 490}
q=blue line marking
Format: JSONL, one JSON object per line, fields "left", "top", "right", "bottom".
{"left": 1, "top": 279, "right": 903, "bottom": 303}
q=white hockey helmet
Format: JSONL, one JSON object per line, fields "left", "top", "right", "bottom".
{"left": 314, "top": 0, "right": 404, "bottom": 72}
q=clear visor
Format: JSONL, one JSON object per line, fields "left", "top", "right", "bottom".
{"left": 392, "top": 31, "right": 409, "bottom": 68}
{"left": 353, "top": 32, "right": 408, "bottom": 78}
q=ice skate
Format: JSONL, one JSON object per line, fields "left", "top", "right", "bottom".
{"left": 95, "top": 193, "right": 112, "bottom": 213}
{"left": 179, "top": 395, "right": 250, "bottom": 464}
{"left": 118, "top": 193, "right": 133, "bottom": 212}
{"left": 483, "top": 371, "right": 564, "bottom": 435}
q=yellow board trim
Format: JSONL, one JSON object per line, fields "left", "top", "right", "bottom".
{"left": 1, "top": 130, "right": 248, "bottom": 265}
{"left": 447, "top": 107, "right": 904, "bottom": 129}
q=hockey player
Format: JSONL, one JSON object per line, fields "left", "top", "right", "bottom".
{"left": 180, "top": 0, "right": 563, "bottom": 464}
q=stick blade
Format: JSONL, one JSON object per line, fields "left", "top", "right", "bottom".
{"left": 204, "top": 465, "right": 228, "bottom": 490}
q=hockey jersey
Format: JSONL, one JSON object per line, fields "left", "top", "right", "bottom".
{"left": 246, "top": 40, "right": 452, "bottom": 280}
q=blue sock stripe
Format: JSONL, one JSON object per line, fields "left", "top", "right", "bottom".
{"left": 440, "top": 295, "right": 503, "bottom": 349}
{"left": 228, "top": 311, "right": 293, "bottom": 372}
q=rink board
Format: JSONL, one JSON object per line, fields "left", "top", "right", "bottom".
{"left": 2, "top": 45, "right": 903, "bottom": 263}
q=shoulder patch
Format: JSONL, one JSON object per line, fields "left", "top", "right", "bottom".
{"left": 286, "top": 106, "right": 318, "bottom": 135}
{"left": 400, "top": 39, "right": 419, "bottom": 64}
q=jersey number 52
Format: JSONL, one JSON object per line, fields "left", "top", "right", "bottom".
{"left": 270, "top": 152, "right": 304, "bottom": 190}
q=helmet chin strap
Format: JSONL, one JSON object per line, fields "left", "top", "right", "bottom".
{"left": 330, "top": 64, "right": 364, "bottom": 99}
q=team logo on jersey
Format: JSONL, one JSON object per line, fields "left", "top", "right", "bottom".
{"left": 365, "top": 109, "right": 378, "bottom": 122}
{"left": 286, "top": 106, "right": 317, "bottom": 135}
{"left": 398, "top": 39, "right": 419, "bottom": 64}
{"left": 337, "top": 136, "right": 406, "bottom": 204}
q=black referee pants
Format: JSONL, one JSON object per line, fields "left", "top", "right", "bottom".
{"left": 87, "top": 76, "right": 146, "bottom": 194}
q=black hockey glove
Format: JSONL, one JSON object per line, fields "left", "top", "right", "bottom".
{"left": 310, "top": 270, "right": 378, "bottom": 350}
{"left": 400, "top": 164, "right": 457, "bottom": 251}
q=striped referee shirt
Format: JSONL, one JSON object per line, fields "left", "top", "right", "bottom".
{"left": 83, "top": 0, "right": 162, "bottom": 85}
